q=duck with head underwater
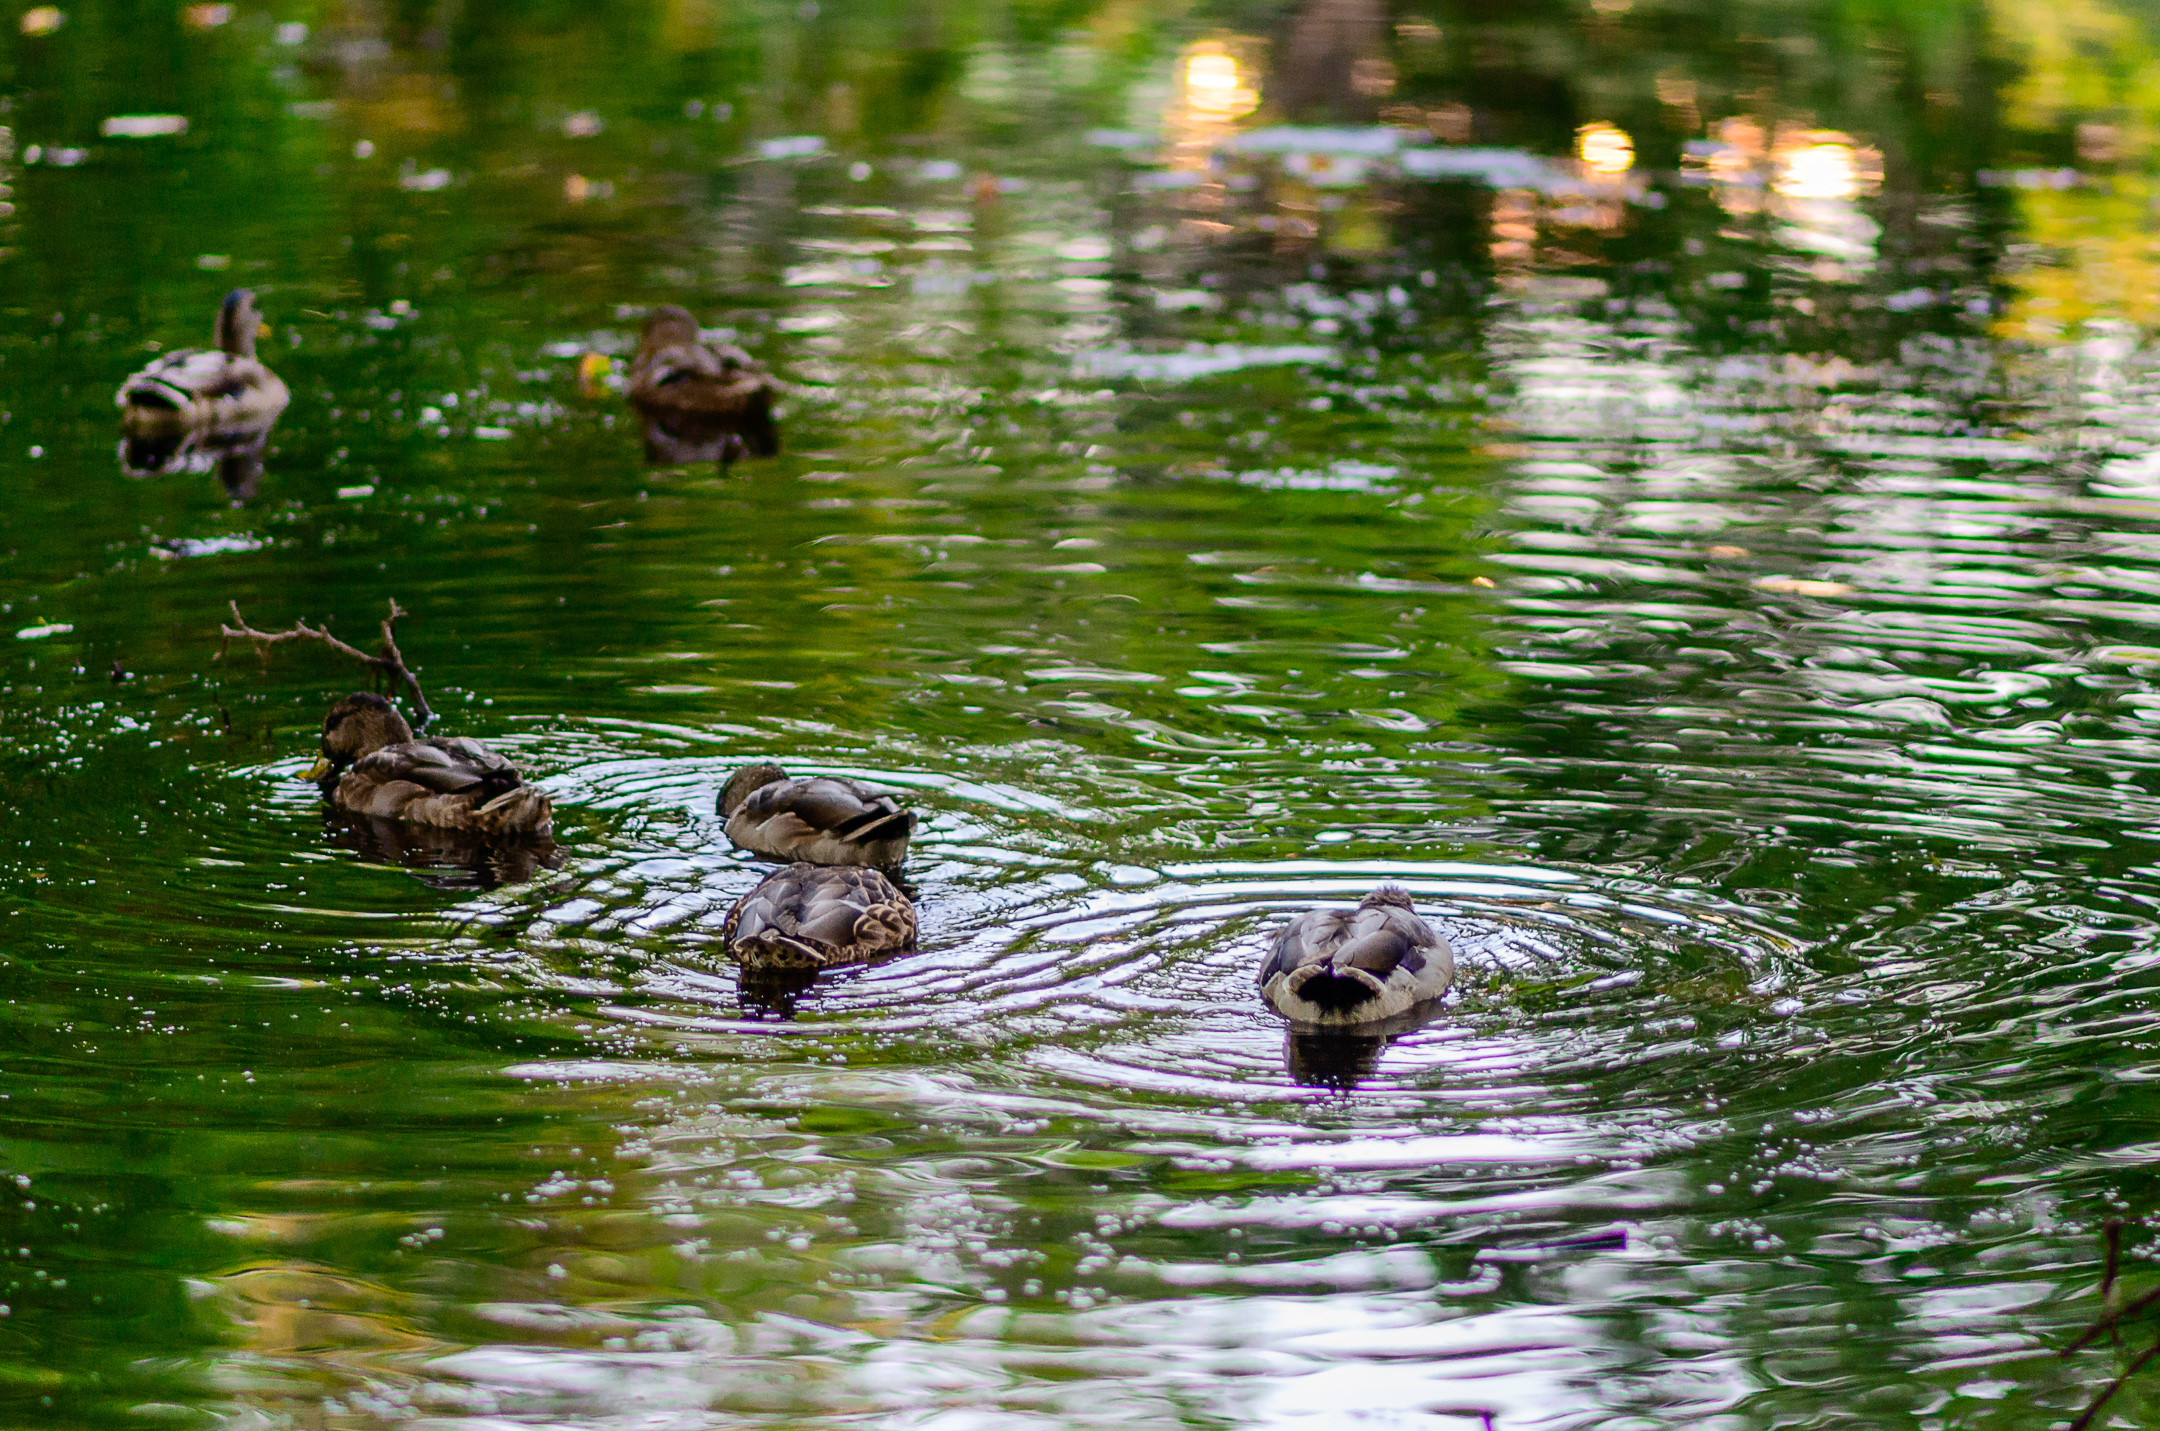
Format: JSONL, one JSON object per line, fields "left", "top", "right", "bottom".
{"left": 724, "top": 862, "right": 916, "bottom": 973}
{"left": 1257, "top": 888, "right": 1454, "bottom": 1029}
{"left": 117, "top": 289, "right": 290, "bottom": 433}
{"left": 627, "top": 305, "right": 781, "bottom": 465}
{"left": 301, "top": 692, "right": 552, "bottom": 838}
{"left": 717, "top": 762, "right": 916, "bottom": 869}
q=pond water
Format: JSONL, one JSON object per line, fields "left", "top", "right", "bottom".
{"left": 11, "top": 0, "right": 2160, "bottom": 1426}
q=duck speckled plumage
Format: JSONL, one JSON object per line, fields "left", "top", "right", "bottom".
{"left": 117, "top": 289, "right": 290, "bottom": 432}
{"left": 717, "top": 762, "right": 916, "bottom": 869}
{"left": 627, "top": 305, "right": 780, "bottom": 463}
{"left": 303, "top": 692, "right": 552, "bottom": 838}
{"left": 723, "top": 863, "right": 916, "bottom": 970}
{"left": 1257, "top": 888, "right": 1453, "bottom": 1028}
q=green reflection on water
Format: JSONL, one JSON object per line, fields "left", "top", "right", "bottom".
{"left": 7, "top": 0, "right": 2160, "bottom": 1426}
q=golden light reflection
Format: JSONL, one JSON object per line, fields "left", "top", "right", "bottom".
{"left": 1182, "top": 46, "right": 1258, "bottom": 120}
{"left": 1576, "top": 122, "right": 1634, "bottom": 175}
{"left": 1490, "top": 189, "right": 1538, "bottom": 267}
{"left": 1686, "top": 119, "right": 1883, "bottom": 220}
{"left": 1162, "top": 38, "right": 1260, "bottom": 215}
{"left": 1773, "top": 132, "right": 1878, "bottom": 200}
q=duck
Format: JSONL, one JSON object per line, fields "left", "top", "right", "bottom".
{"left": 717, "top": 762, "right": 916, "bottom": 869}
{"left": 1257, "top": 888, "right": 1453, "bottom": 1028}
{"left": 117, "top": 289, "right": 290, "bottom": 431}
{"left": 723, "top": 862, "right": 917, "bottom": 971}
{"left": 299, "top": 692, "right": 552, "bottom": 838}
{"left": 627, "top": 305, "right": 780, "bottom": 464}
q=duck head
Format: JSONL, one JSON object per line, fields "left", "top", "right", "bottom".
{"left": 300, "top": 691, "right": 414, "bottom": 782}
{"left": 214, "top": 289, "right": 269, "bottom": 360}
{"left": 637, "top": 304, "right": 701, "bottom": 357}
{"left": 718, "top": 761, "right": 789, "bottom": 816}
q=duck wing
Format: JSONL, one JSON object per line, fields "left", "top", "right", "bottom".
{"left": 1329, "top": 905, "right": 1434, "bottom": 980}
{"left": 1257, "top": 905, "right": 1441, "bottom": 983}
{"left": 1256, "top": 908, "right": 1354, "bottom": 987}
{"left": 118, "top": 348, "right": 235, "bottom": 410}
{"left": 352, "top": 738, "right": 524, "bottom": 799}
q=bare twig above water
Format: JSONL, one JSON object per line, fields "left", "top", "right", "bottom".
{"left": 215, "top": 598, "right": 432, "bottom": 729}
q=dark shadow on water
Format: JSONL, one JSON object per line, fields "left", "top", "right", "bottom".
{"left": 734, "top": 963, "right": 820, "bottom": 1018}
{"left": 118, "top": 417, "right": 276, "bottom": 502}
{"left": 1283, "top": 1000, "right": 1445, "bottom": 1090}
{"left": 322, "top": 810, "right": 560, "bottom": 891}
{"left": 638, "top": 408, "right": 779, "bottom": 468}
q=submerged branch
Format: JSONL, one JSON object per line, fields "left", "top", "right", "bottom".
{"left": 2070, "top": 1333, "right": 2160, "bottom": 1431}
{"left": 2063, "top": 1221, "right": 2160, "bottom": 1430}
{"left": 215, "top": 598, "right": 433, "bottom": 729}
{"left": 2065, "top": 1283, "right": 2160, "bottom": 1357}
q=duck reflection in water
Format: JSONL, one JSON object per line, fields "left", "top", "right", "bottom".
{"left": 628, "top": 305, "right": 781, "bottom": 467}
{"left": 1284, "top": 1003, "right": 1445, "bottom": 1090}
{"left": 322, "top": 809, "right": 561, "bottom": 891}
{"left": 119, "top": 417, "right": 276, "bottom": 500}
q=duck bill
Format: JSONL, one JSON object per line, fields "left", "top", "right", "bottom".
{"left": 297, "top": 756, "right": 332, "bottom": 782}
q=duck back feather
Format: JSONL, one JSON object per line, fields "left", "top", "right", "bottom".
{"left": 720, "top": 767, "right": 916, "bottom": 869}
{"left": 723, "top": 863, "right": 916, "bottom": 970}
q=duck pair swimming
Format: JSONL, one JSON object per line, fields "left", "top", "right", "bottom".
{"left": 299, "top": 695, "right": 915, "bottom": 974}
{"left": 120, "top": 295, "right": 782, "bottom": 481}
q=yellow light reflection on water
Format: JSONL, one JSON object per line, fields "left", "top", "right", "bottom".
{"left": 1576, "top": 122, "right": 1634, "bottom": 175}
{"left": 1776, "top": 140, "right": 1858, "bottom": 199}
{"left": 1183, "top": 47, "right": 1258, "bottom": 120}
{"left": 1766, "top": 129, "right": 1882, "bottom": 200}
{"left": 1187, "top": 53, "right": 1238, "bottom": 95}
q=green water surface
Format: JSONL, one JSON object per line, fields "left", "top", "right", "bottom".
{"left": 7, "top": 0, "right": 2160, "bottom": 1426}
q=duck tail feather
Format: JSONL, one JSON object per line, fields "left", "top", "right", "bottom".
{"left": 478, "top": 786, "right": 553, "bottom": 837}
{"left": 847, "top": 810, "right": 915, "bottom": 847}
{"left": 731, "top": 932, "right": 830, "bottom": 970}
{"left": 1285, "top": 964, "right": 1385, "bottom": 1014}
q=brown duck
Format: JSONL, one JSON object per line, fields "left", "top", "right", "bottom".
{"left": 627, "top": 305, "right": 780, "bottom": 464}
{"left": 717, "top": 762, "right": 916, "bottom": 869}
{"left": 117, "top": 289, "right": 290, "bottom": 431}
{"left": 300, "top": 692, "right": 552, "bottom": 838}
{"left": 1256, "top": 888, "right": 1453, "bottom": 1028}
{"left": 723, "top": 863, "right": 916, "bottom": 971}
